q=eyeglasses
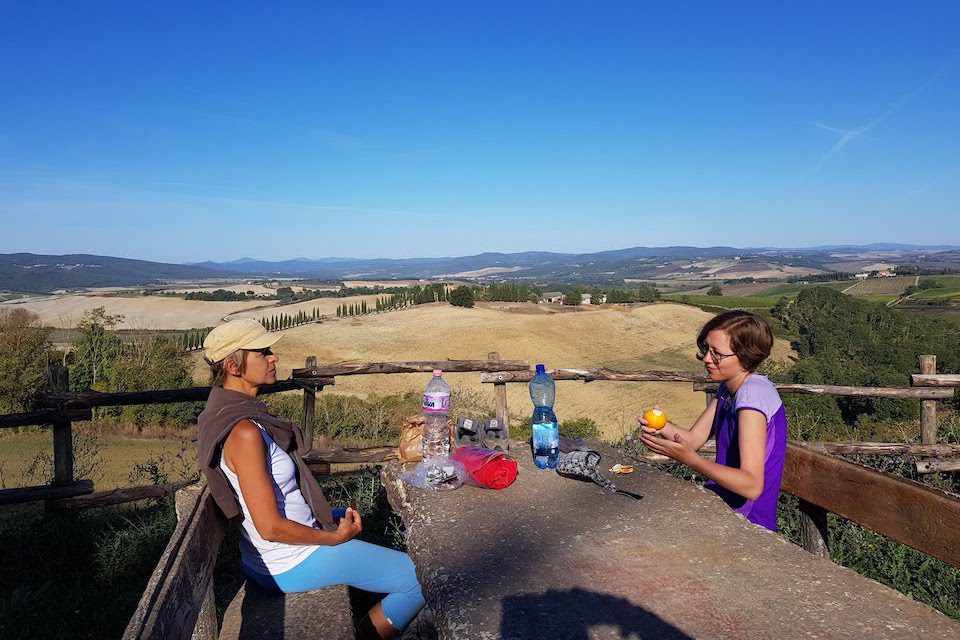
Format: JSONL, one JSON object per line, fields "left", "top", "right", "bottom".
{"left": 696, "top": 346, "right": 736, "bottom": 363}
{"left": 244, "top": 348, "right": 274, "bottom": 357}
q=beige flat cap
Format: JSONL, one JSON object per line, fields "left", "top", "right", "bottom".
{"left": 203, "top": 318, "right": 281, "bottom": 363}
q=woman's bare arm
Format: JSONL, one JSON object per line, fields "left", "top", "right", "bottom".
{"left": 223, "top": 420, "right": 360, "bottom": 545}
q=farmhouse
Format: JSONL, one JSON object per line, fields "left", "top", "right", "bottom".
{"left": 542, "top": 291, "right": 564, "bottom": 304}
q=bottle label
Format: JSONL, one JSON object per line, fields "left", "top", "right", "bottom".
{"left": 422, "top": 392, "right": 450, "bottom": 413}
{"left": 532, "top": 421, "right": 559, "bottom": 454}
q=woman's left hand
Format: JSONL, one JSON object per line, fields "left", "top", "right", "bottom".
{"left": 639, "top": 429, "right": 697, "bottom": 466}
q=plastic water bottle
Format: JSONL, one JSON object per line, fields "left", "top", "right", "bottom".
{"left": 529, "top": 364, "right": 559, "bottom": 469}
{"left": 422, "top": 370, "right": 451, "bottom": 460}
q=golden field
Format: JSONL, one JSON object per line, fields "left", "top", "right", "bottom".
{"left": 194, "top": 301, "right": 794, "bottom": 440}
{"left": 1, "top": 292, "right": 385, "bottom": 330}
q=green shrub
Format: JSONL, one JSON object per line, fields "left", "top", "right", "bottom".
{"left": 509, "top": 416, "right": 601, "bottom": 443}
{"left": 448, "top": 286, "right": 475, "bottom": 308}
{"left": 0, "top": 500, "right": 177, "bottom": 638}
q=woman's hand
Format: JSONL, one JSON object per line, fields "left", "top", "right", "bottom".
{"left": 637, "top": 414, "right": 678, "bottom": 439}
{"left": 334, "top": 507, "right": 363, "bottom": 544}
{"left": 639, "top": 429, "right": 697, "bottom": 466}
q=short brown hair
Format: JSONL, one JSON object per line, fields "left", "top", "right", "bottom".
{"left": 697, "top": 310, "right": 773, "bottom": 372}
{"left": 208, "top": 350, "right": 247, "bottom": 386}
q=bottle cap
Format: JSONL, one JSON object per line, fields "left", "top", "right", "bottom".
{"left": 536, "top": 364, "right": 546, "bottom": 373}
{"left": 433, "top": 369, "right": 442, "bottom": 376}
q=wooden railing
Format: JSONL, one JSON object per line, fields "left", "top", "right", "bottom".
{"left": 0, "top": 357, "right": 527, "bottom": 509}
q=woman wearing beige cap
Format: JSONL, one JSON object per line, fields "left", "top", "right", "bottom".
{"left": 197, "top": 319, "right": 424, "bottom": 639}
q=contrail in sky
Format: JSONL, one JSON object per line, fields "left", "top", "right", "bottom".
{"left": 810, "top": 69, "right": 946, "bottom": 173}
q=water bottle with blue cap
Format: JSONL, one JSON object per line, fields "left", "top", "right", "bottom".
{"left": 529, "top": 364, "right": 559, "bottom": 469}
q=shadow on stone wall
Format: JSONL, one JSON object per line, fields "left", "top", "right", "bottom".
{"left": 500, "top": 587, "right": 693, "bottom": 640}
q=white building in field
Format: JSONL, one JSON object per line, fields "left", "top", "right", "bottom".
{"left": 542, "top": 291, "right": 564, "bottom": 304}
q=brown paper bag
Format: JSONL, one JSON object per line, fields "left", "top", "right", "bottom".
{"left": 398, "top": 415, "right": 455, "bottom": 463}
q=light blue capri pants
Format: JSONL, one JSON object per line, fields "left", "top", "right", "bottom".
{"left": 246, "top": 539, "right": 426, "bottom": 630}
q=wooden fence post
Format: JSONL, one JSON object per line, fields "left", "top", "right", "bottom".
{"left": 919, "top": 355, "right": 937, "bottom": 445}
{"left": 302, "top": 356, "right": 317, "bottom": 451}
{"left": 489, "top": 352, "right": 509, "bottom": 425}
{"left": 51, "top": 366, "right": 74, "bottom": 485}
{"left": 798, "top": 498, "right": 830, "bottom": 559}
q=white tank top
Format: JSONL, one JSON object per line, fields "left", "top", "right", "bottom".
{"left": 220, "top": 423, "right": 320, "bottom": 575}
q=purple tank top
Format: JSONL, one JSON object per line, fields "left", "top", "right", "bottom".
{"left": 705, "top": 374, "right": 787, "bottom": 532}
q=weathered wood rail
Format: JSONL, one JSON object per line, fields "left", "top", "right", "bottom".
{"left": 0, "top": 358, "right": 522, "bottom": 508}
{"left": 1, "top": 353, "right": 957, "bottom": 639}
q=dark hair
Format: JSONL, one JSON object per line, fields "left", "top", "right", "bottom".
{"left": 208, "top": 350, "right": 247, "bottom": 386}
{"left": 696, "top": 310, "right": 773, "bottom": 372}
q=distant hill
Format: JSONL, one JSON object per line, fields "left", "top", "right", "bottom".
{"left": 0, "top": 253, "right": 236, "bottom": 293}
{"left": 193, "top": 244, "right": 960, "bottom": 284}
{"left": 4, "top": 244, "right": 959, "bottom": 292}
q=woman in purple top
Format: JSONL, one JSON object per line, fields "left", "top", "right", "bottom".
{"left": 640, "top": 310, "right": 787, "bottom": 531}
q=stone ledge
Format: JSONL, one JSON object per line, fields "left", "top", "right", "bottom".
{"left": 218, "top": 580, "right": 354, "bottom": 640}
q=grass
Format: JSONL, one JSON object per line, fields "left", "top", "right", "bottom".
{"left": 664, "top": 295, "right": 781, "bottom": 309}
{"left": 0, "top": 499, "right": 178, "bottom": 639}
{"left": 910, "top": 277, "right": 960, "bottom": 300}
{"left": 856, "top": 294, "right": 899, "bottom": 304}
{"left": 0, "top": 428, "right": 193, "bottom": 490}
{"left": 752, "top": 281, "right": 854, "bottom": 298}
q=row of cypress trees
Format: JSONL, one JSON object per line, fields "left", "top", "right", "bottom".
{"left": 179, "top": 328, "right": 211, "bottom": 351}
{"left": 259, "top": 307, "right": 321, "bottom": 332}
{"left": 335, "top": 290, "right": 445, "bottom": 318}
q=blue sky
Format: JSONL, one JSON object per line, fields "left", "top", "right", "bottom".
{"left": 1, "top": 1, "right": 958, "bottom": 262}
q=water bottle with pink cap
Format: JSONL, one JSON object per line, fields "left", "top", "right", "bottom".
{"left": 421, "top": 369, "right": 451, "bottom": 459}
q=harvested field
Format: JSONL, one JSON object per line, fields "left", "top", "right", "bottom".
{"left": 680, "top": 283, "right": 780, "bottom": 297}
{"left": 160, "top": 283, "right": 279, "bottom": 295}
{"left": 342, "top": 280, "right": 436, "bottom": 288}
{"left": 843, "top": 276, "right": 917, "bottom": 296}
{"left": 192, "top": 302, "right": 794, "bottom": 440}
{"left": 3, "top": 292, "right": 387, "bottom": 330}
{"left": 226, "top": 294, "right": 387, "bottom": 322}
{"left": 708, "top": 264, "right": 827, "bottom": 279}
{"left": 2, "top": 294, "right": 266, "bottom": 329}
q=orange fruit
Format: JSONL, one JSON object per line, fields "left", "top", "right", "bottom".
{"left": 643, "top": 408, "right": 668, "bottom": 430}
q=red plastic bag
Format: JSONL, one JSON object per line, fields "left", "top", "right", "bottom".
{"left": 452, "top": 446, "right": 518, "bottom": 490}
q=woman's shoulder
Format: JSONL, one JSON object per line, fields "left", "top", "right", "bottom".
{"left": 224, "top": 419, "right": 267, "bottom": 449}
{"left": 742, "top": 374, "right": 778, "bottom": 393}
{"left": 734, "top": 375, "right": 783, "bottom": 417}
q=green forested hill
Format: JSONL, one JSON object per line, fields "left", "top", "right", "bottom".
{"left": 0, "top": 253, "right": 235, "bottom": 293}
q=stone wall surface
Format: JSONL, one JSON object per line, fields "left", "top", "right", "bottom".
{"left": 383, "top": 440, "right": 960, "bottom": 640}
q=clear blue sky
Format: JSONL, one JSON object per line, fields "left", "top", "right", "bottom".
{"left": 1, "top": 1, "right": 958, "bottom": 262}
